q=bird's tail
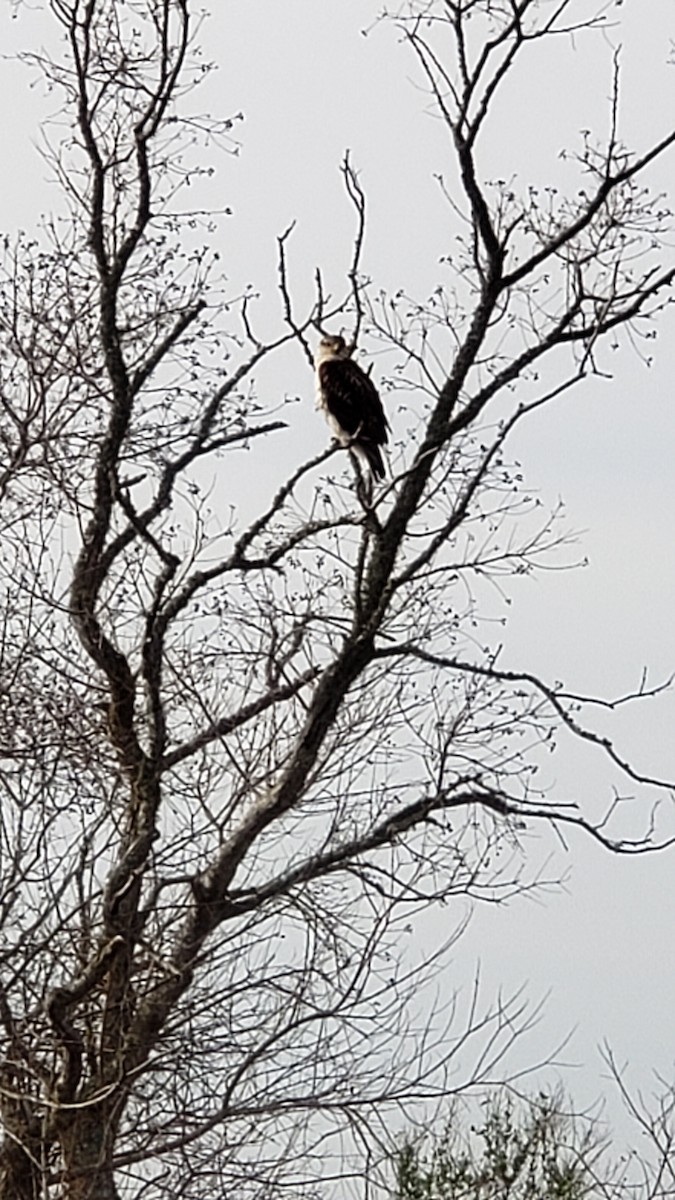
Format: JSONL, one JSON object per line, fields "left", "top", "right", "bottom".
{"left": 359, "top": 441, "right": 385, "bottom": 481}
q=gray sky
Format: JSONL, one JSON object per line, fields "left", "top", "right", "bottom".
{"left": 2, "top": 0, "right": 674, "bottom": 1149}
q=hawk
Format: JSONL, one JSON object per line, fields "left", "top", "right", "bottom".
{"left": 315, "top": 334, "right": 389, "bottom": 481}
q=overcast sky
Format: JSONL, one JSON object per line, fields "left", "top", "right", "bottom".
{"left": 2, "top": 0, "right": 674, "bottom": 1150}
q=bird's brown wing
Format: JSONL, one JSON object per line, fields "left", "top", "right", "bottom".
{"left": 318, "top": 359, "right": 389, "bottom": 445}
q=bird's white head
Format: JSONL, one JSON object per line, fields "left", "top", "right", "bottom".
{"left": 316, "top": 333, "right": 349, "bottom": 365}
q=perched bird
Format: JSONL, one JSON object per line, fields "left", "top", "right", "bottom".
{"left": 315, "top": 334, "right": 389, "bottom": 481}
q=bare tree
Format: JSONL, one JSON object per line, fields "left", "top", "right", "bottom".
{"left": 0, "top": 1, "right": 674, "bottom": 1197}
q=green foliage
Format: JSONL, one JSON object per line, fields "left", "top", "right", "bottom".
{"left": 395, "top": 1092, "right": 601, "bottom": 1200}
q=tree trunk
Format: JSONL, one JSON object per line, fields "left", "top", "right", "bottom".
{"left": 58, "top": 1105, "right": 121, "bottom": 1200}
{"left": 0, "top": 1138, "right": 41, "bottom": 1200}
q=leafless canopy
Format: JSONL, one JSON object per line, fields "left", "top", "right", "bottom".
{"left": 0, "top": 1, "right": 674, "bottom": 1197}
